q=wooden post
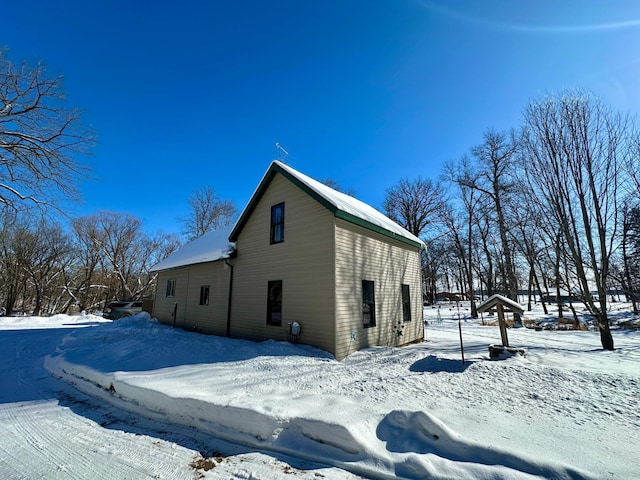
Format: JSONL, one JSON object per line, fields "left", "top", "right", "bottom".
{"left": 497, "top": 303, "right": 509, "bottom": 347}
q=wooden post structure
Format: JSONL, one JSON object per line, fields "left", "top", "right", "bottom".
{"left": 477, "top": 294, "right": 524, "bottom": 349}
{"left": 496, "top": 303, "right": 509, "bottom": 347}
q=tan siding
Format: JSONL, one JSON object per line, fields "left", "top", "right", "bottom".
{"left": 153, "top": 269, "right": 189, "bottom": 326}
{"left": 181, "top": 262, "right": 230, "bottom": 335}
{"left": 153, "top": 172, "right": 423, "bottom": 361}
{"left": 152, "top": 262, "right": 230, "bottom": 335}
{"left": 334, "top": 218, "right": 423, "bottom": 360}
{"left": 231, "top": 173, "right": 336, "bottom": 355}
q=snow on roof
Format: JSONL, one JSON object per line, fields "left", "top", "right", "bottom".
{"left": 272, "top": 161, "right": 425, "bottom": 247}
{"left": 155, "top": 162, "right": 424, "bottom": 273}
{"left": 150, "top": 226, "right": 235, "bottom": 272}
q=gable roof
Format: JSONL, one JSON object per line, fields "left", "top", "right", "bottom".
{"left": 150, "top": 226, "right": 236, "bottom": 272}
{"left": 229, "top": 161, "right": 424, "bottom": 249}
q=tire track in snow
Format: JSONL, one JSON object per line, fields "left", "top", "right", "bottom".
{"left": 0, "top": 328, "right": 195, "bottom": 480}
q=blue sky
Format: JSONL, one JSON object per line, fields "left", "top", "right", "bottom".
{"left": 4, "top": 1, "right": 640, "bottom": 234}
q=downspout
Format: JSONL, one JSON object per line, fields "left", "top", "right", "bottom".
{"left": 225, "top": 258, "right": 234, "bottom": 337}
{"left": 172, "top": 302, "right": 178, "bottom": 328}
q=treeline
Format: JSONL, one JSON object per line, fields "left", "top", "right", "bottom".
{"left": 383, "top": 90, "right": 640, "bottom": 350}
{"left": 0, "top": 211, "right": 180, "bottom": 316}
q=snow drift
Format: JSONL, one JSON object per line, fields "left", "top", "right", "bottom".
{"left": 41, "top": 312, "right": 623, "bottom": 479}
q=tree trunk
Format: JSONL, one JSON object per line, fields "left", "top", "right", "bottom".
{"left": 526, "top": 264, "right": 534, "bottom": 311}
{"left": 622, "top": 215, "right": 639, "bottom": 314}
{"left": 597, "top": 314, "right": 614, "bottom": 350}
{"left": 554, "top": 233, "right": 564, "bottom": 320}
{"left": 467, "top": 215, "right": 478, "bottom": 318}
{"left": 532, "top": 266, "right": 548, "bottom": 315}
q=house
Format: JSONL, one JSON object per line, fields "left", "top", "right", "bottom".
{"left": 151, "top": 161, "right": 425, "bottom": 360}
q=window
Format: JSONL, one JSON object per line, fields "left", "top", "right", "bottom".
{"left": 362, "top": 280, "right": 376, "bottom": 328}
{"left": 199, "top": 285, "right": 210, "bottom": 306}
{"left": 267, "top": 280, "right": 283, "bottom": 326}
{"left": 270, "top": 202, "right": 285, "bottom": 244}
{"left": 402, "top": 284, "right": 411, "bottom": 322}
{"left": 166, "top": 279, "right": 176, "bottom": 297}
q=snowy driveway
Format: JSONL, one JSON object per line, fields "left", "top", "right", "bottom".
{"left": 0, "top": 317, "right": 360, "bottom": 480}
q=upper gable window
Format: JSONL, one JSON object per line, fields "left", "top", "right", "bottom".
{"left": 270, "top": 202, "right": 285, "bottom": 244}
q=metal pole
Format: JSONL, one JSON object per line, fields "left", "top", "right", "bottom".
{"left": 458, "top": 318, "right": 465, "bottom": 365}
{"left": 456, "top": 302, "right": 465, "bottom": 365}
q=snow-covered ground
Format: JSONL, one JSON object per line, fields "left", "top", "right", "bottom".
{"left": 1, "top": 303, "right": 638, "bottom": 479}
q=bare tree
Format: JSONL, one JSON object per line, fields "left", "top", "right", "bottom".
{"left": 421, "top": 238, "right": 449, "bottom": 305}
{"left": 15, "top": 221, "right": 71, "bottom": 315}
{"left": 0, "top": 49, "right": 94, "bottom": 213}
{"left": 0, "top": 214, "right": 70, "bottom": 315}
{"left": 510, "top": 186, "right": 551, "bottom": 314}
{"left": 474, "top": 212, "right": 496, "bottom": 298}
{"left": 81, "top": 211, "right": 178, "bottom": 302}
{"left": 0, "top": 208, "right": 180, "bottom": 313}
{"left": 442, "top": 156, "right": 484, "bottom": 317}
{"left": 619, "top": 204, "right": 640, "bottom": 314}
{"left": 627, "top": 132, "right": 640, "bottom": 204}
{"left": 0, "top": 212, "right": 25, "bottom": 314}
{"left": 522, "top": 91, "right": 633, "bottom": 350}
{"left": 63, "top": 215, "right": 111, "bottom": 312}
{"left": 180, "top": 186, "right": 237, "bottom": 241}
{"left": 383, "top": 177, "right": 445, "bottom": 238}
{"left": 459, "top": 130, "right": 521, "bottom": 314}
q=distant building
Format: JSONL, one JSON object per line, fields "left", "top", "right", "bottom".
{"left": 151, "top": 161, "right": 424, "bottom": 360}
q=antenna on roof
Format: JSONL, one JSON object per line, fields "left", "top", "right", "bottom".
{"left": 275, "top": 142, "right": 290, "bottom": 162}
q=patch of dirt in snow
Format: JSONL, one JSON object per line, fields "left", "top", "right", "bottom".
{"left": 190, "top": 451, "right": 364, "bottom": 480}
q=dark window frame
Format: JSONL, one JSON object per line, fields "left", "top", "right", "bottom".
{"left": 401, "top": 284, "right": 411, "bottom": 322}
{"left": 166, "top": 279, "right": 176, "bottom": 297}
{"left": 270, "top": 202, "right": 285, "bottom": 244}
{"left": 267, "top": 280, "right": 283, "bottom": 326}
{"left": 199, "top": 285, "right": 210, "bottom": 306}
{"left": 362, "top": 280, "right": 376, "bottom": 328}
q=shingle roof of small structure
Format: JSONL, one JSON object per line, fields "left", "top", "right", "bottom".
{"left": 476, "top": 294, "right": 525, "bottom": 314}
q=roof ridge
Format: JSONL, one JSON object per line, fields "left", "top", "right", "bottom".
{"left": 272, "top": 161, "right": 424, "bottom": 247}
